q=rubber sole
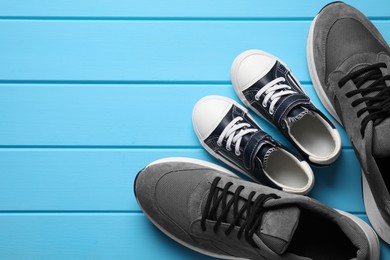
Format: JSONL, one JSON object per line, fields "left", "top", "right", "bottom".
{"left": 363, "top": 171, "right": 390, "bottom": 244}
{"left": 147, "top": 157, "right": 237, "bottom": 177}
{"left": 307, "top": 13, "right": 390, "bottom": 245}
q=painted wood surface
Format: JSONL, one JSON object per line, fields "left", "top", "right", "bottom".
{"left": 0, "top": 21, "right": 389, "bottom": 83}
{"left": 0, "top": 84, "right": 349, "bottom": 147}
{"left": 0, "top": 0, "right": 389, "bottom": 259}
{"left": 0, "top": 0, "right": 389, "bottom": 18}
{"left": 0, "top": 149, "right": 364, "bottom": 212}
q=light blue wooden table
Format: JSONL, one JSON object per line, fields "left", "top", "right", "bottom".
{"left": 0, "top": 0, "right": 389, "bottom": 259}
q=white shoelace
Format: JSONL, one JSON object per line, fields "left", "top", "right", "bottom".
{"left": 217, "top": 117, "right": 257, "bottom": 156}
{"left": 254, "top": 77, "right": 296, "bottom": 115}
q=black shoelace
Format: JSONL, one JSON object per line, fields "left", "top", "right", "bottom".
{"left": 200, "top": 177, "right": 280, "bottom": 247}
{"left": 338, "top": 62, "right": 390, "bottom": 137}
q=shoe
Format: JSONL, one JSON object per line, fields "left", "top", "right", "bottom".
{"left": 134, "top": 157, "right": 380, "bottom": 260}
{"left": 307, "top": 1, "right": 390, "bottom": 244}
{"left": 231, "top": 49, "right": 341, "bottom": 166}
{"left": 192, "top": 95, "right": 314, "bottom": 194}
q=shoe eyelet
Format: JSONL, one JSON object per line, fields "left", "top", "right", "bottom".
{"left": 269, "top": 110, "right": 274, "bottom": 115}
{"left": 262, "top": 102, "right": 267, "bottom": 107}
{"left": 235, "top": 151, "right": 241, "bottom": 156}
{"left": 217, "top": 142, "right": 222, "bottom": 147}
{"left": 226, "top": 147, "right": 231, "bottom": 152}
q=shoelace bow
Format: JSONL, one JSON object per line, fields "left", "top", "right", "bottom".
{"left": 217, "top": 117, "right": 257, "bottom": 156}
{"left": 339, "top": 62, "right": 390, "bottom": 137}
{"left": 200, "top": 177, "right": 280, "bottom": 247}
{"left": 255, "top": 77, "right": 296, "bottom": 115}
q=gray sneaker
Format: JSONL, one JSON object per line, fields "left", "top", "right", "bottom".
{"left": 307, "top": 1, "right": 390, "bottom": 244}
{"left": 134, "top": 157, "right": 379, "bottom": 259}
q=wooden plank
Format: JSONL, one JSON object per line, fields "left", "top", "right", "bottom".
{"left": 0, "top": 21, "right": 389, "bottom": 82}
{"left": 0, "top": 149, "right": 364, "bottom": 212}
{"left": 0, "top": 213, "right": 388, "bottom": 259}
{"left": 0, "top": 213, "right": 212, "bottom": 259}
{"left": 0, "top": 0, "right": 389, "bottom": 18}
{"left": 0, "top": 84, "right": 350, "bottom": 147}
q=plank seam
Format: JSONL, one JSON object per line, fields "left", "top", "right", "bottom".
{"left": 0, "top": 210, "right": 143, "bottom": 214}
{"left": 0, "top": 16, "right": 389, "bottom": 21}
{"left": 0, "top": 210, "right": 367, "bottom": 215}
{"left": 0, "top": 80, "right": 312, "bottom": 85}
{"left": 0, "top": 146, "right": 354, "bottom": 150}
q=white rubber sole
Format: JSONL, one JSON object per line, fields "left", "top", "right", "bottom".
{"left": 337, "top": 209, "right": 380, "bottom": 260}
{"left": 147, "top": 157, "right": 237, "bottom": 177}
{"left": 141, "top": 157, "right": 246, "bottom": 259}
{"left": 363, "top": 171, "right": 390, "bottom": 244}
{"left": 192, "top": 96, "right": 313, "bottom": 195}
{"left": 231, "top": 49, "right": 341, "bottom": 165}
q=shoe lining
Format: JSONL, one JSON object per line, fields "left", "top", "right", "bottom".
{"left": 287, "top": 211, "right": 358, "bottom": 260}
{"left": 264, "top": 149, "right": 308, "bottom": 189}
{"left": 290, "top": 113, "right": 335, "bottom": 157}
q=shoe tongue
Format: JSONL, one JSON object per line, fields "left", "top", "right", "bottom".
{"left": 256, "top": 206, "right": 301, "bottom": 255}
{"left": 370, "top": 63, "right": 390, "bottom": 157}
{"left": 337, "top": 53, "right": 390, "bottom": 157}
{"left": 216, "top": 193, "right": 300, "bottom": 255}
{"left": 348, "top": 60, "right": 390, "bottom": 157}
{"left": 354, "top": 75, "right": 390, "bottom": 157}
{"left": 286, "top": 106, "right": 309, "bottom": 125}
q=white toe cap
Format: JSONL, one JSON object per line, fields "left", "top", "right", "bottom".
{"left": 192, "top": 96, "right": 234, "bottom": 140}
{"left": 231, "top": 50, "right": 277, "bottom": 91}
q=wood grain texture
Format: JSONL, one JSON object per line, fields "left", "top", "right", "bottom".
{"left": 0, "top": 0, "right": 389, "bottom": 18}
{"left": 0, "top": 149, "right": 364, "bottom": 212}
{"left": 0, "top": 21, "right": 389, "bottom": 82}
{"left": 0, "top": 84, "right": 349, "bottom": 147}
{"left": 1, "top": 0, "right": 390, "bottom": 259}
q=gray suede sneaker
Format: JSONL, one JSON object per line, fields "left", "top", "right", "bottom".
{"left": 307, "top": 1, "right": 390, "bottom": 244}
{"left": 134, "top": 157, "right": 379, "bottom": 259}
